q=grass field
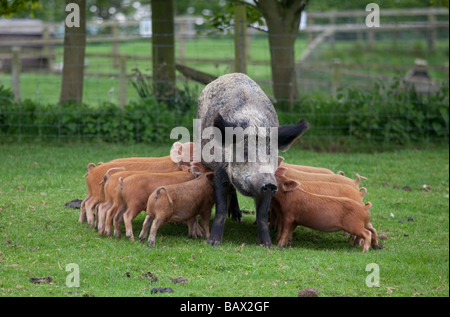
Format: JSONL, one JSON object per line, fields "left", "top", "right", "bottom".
{"left": 0, "top": 143, "right": 448, "bottom": 297}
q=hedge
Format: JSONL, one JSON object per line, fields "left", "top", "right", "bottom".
{"left": 0, "top": 80, "right": 448, "bottom": 148}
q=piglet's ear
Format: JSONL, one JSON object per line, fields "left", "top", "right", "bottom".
{"left": 179, "top": 162, "right": 190, "bottom": 171}
{"left": 275, "top": 166, "right": 288, "bottom": 177}
{"left": 282, "top": 180, "right": 300, "bottom": 192}
{"left": 205, "top": 172, "right": 215, "bottom": 184}
{"left": 170, "top": 142, "right": 182, "bottom": 162}
{"left": 277, "top": 156, "right": 284, "bottom": 166}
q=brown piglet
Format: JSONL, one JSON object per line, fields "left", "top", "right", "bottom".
{"left": 278, "top": 156, "right": 336, "bottom": 175}
{"left": 276, "top": 167, "right": 367, "bottom": 203}
{"left": 283, "top": 167, "right": 367, "bottom": 190}
{"left": 272, "top": 168, "right": 378, "bottom": 253}
{"left": 139, "top": 172, "right": 215, "bottom": 248}
{"left": 80, "top": 142, "right": 194, "bottom": 227}
{"left": 105, "top": 170, "right": 196, "bottom": 240}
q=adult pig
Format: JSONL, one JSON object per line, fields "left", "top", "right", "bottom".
{"left": 196, "top": 73, "right": 309, "bottom": 247}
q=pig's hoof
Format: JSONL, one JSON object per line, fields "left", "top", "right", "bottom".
{"left": 207, "top": 238, "right": 222, "bottom": 246}
{"left": 373, "top": 244, "right": 384, "bottom": 250}
{"left": 148, "top": 240, "right": 155, "bottom": 248}
{"left": 258, "top": 239, "right": 273, "bottom": 248}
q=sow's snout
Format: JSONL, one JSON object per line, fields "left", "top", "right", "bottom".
{"left": 260, "top": 183, "right": 277, "bottom": 196}
{"left": 251, "top": 173, "right": 278, "bottom": 197}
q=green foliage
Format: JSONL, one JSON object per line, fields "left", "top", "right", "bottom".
{"left": 130, "top": 68, "right": 197, "bottom": 115}
{"left": 0, "top": 0, "right": 41, "bottom": 18}
{"left": 278, "top": 79, "right": 449, "bottom": 148}
{"left": 202, "top": 1, "right": 265, "bottom": 35}
{"left": 1, "top": 80, "right": 448, "bottom": 148}
{"left": 0, "top": 90, "right": 196, "bottom": 143}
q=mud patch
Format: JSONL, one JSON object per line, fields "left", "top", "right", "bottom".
{"left": 30, "top": 276, "right": 52, "bottom": 284}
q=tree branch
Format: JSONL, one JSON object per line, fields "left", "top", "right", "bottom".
{"left": 228, "top": 0, "right": 261, "bottom": 12}
{"left": 248, "top": 23, "right": 268, "bottom": 32}
{"left": 289, "top": 0, "right": 309, "bottom": 14}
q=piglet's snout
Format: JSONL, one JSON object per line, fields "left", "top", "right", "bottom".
{"left": 260, "top": 183, "right": 277, "bottom": 196}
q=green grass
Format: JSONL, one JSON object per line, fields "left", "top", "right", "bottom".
{"left": 0, "top": 143, "right": 448, "bottom": 297}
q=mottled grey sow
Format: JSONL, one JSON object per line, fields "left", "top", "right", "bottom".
{"left": 196, "top": 73, "right": 309, "bottom": 247}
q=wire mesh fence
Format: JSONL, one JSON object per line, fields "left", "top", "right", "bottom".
{"left": 0, "top": 3, "right": 448, "bottom": 149}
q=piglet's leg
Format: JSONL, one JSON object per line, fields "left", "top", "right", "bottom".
{"left": 277, "top": 217, "right": 294, "bottom": 247}
{"left": 104, "top": 203, "right": 118, "bottom": 237}
{"left": 187, "top": 217, "right": 204, "bottom": 239}
{"left": 148, "top": 218, "right": 165, "bottom": 248}
{"left": 366, "top": 223, "right": 379, "bottom": 248}
{"left": 79, "top": 197, "right": 89, "bottom": 223}
{"left": 345, "top": 221, "right": 372, "bottom": 253}
{"left": 85, "top": 198, "right": 98, "bottom": 227}
{"left": 139, "top": 215, "right": 153, "bottom": 243}
{"left": 113, "top": 207, "right": 126, "bottom": 238}
{"left": 123, "top": 208, "right": 136, "bottom": 241}
{"left": 97, "top": 202, "right": 111, "bottom": 235}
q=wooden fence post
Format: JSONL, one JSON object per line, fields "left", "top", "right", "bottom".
{"left": 118, "top": 55, "right": 127, "bottom": 108}
{"left": 11, "top": 46, "right": 21, "bottom": 102}
{"left": 444, "top": 62, "right": 449, "bottom": 84}
{"left": 307, "top": 14, "right": 314, "bottom": 44}
{"left": 329, "top": 15, "right": 335, "bottom": 47}
{"left": 234, "top": 4, "right": 247, "bottom": 74}
{"left": 427, "top": 13, "right": 436, "bottom": 52}
{"left": 367, "top": 28, "right": 374, "bottom": 47}
{"left": 332, "top": 58, "right": 341, "bottom": 98}
{"left": 42, "top": 26, "right": 54, "bottom": 71}
{"left": 178, "top": 21, "right": 186, "bottom": 60}
{"left": 112, "top": 21, "right": 120, "bottom": 67}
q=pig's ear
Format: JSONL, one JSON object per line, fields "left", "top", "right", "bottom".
{"left": 205, "top": 172, "right": 215, "bottom": 184}
{"left": 170, "top": 142, "right": 183, "bottom": 162}
{"left": 179, "top": 162, "right": 190, "bottom": 171}
{"left": 189, "top": 162, "right": 204, "bottom": 177}
{"left": 172, "top": 141, "right": 182, "bottom": 150}
{"left": 213, "top": 113, "right": 238, "bottom": 145}
{"left": 277, "top": 156, "right": 285, "bottom": 166}
{"left": 189, "top": 165, "right": 203, "bottom": 177}
{"left": 275, "top": 166, "right": 288, "bottom": 177}
{"left": 282, "top": 180, "right": 300, "bottom": 192}
{"left": 278, "top": 119, "right": 309, "bottom": 151}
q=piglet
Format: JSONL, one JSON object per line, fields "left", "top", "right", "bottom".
{"left": 272, "top": 168, "right": 378, "bottom": 253}
{"left": 139, "top": 172, "right": 215, "bottom": 248}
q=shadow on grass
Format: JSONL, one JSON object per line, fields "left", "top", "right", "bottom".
{"left": 119, "top": 212, "right": 363, "bottom": 253}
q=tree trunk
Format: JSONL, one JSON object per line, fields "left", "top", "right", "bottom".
{"left": 151, "top": 0, "right": 176, "bottom": 104}
{"left": 256, "top": 0, "right": 306, "bottom": 111}
{"left": 59, "top": 0, "right": 86, "bottom": 105}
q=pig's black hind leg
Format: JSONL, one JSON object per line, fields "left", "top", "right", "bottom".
{"left": 208, "top": 167, "right": 232, "bottom": 246}
{"left": 228, "top": 190, "right": 242, "bottom": 222}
